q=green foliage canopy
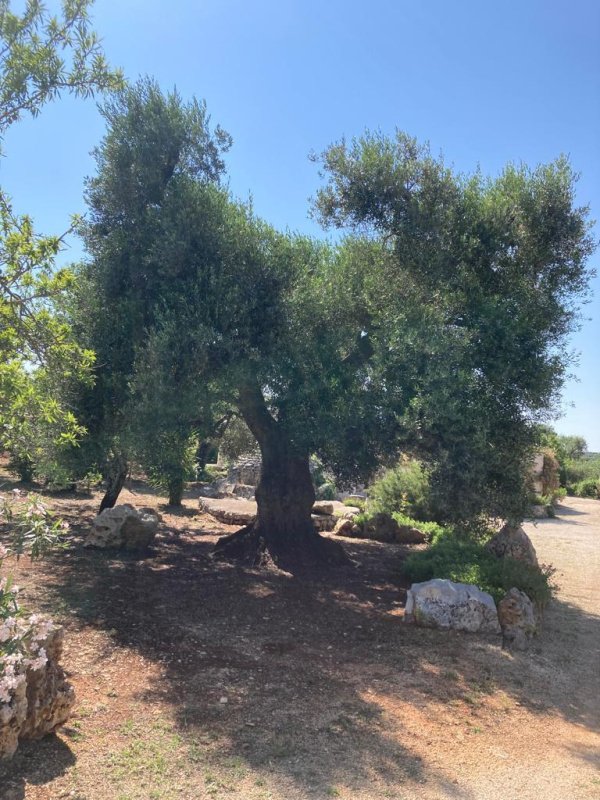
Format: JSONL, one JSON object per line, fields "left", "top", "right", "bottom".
{"left": 314, "top": 132, "right": 596, "bottom": 523}
{"left": 0, "top": 0, "right": 122, "bottom": 480}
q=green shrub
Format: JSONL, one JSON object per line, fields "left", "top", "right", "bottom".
{"left": 200, "top": 463, "right": 227, "bottom": 482}
{"left": 570, "top": 478, "right": 600, "bottom": 499}
{"left": 528, "top": 493, "right": 556, "bottom": 517}
{"left": 351, "top": 508, "right": 450, "bottom": 543}
{"left": 343, "top": 496, "right": 366, "bottom": 511}
{"left": 403, "top": 536, "right": 554, "bottom": 607}
{"left": 391, "top": 512, "right": 446, "bottom": 542}
{"left": 368, "top": 460, "right": 431, "bottom": 519}
{"left": 353, "top": 511, "right": 369, "bottom": 528}
{"left": 219, "top": 417, "right": 258, "bottom": 463}
{"left": 309, "top": 456, "right": 337, "bottom": 501}
{"left": 316, "top": 482, "right": 336, "bottom": 501}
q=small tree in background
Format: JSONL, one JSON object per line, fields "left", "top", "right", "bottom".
{"left": 70, "top": 78, "right": 231, "bottom": 510}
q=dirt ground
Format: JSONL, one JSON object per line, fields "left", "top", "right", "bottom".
{"left": 0, "top": 477, "right": 598, "bottom": 800}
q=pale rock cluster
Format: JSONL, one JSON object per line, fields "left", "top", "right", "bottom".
{"left": 405, "top": 579, "right": 502, "bottom": 634}
{"left": 0, "top": 619, "right": 75, "bottom": 759}
{"left": 85, "top": 504, "right": 159, "bottom": 550}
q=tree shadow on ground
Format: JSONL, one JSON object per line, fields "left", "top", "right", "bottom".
{"left": 0, "top": 735, "right": 75, "bottom": 799}
{"left": 0, "top": 507, "right": 596, "bottom": 799}
{"left": 157, "top": 504, "right": 203, "bottom": 519}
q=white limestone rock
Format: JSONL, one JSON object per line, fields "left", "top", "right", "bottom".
{"left": 405, "top": 578, "right": 501, "bottom": 634}
{"left": 19, "top": 626, "right": 75, "bottom": 741}
{"left": 1, "top": 620, "right": 75, "bottom": 759}
{"left": 85, "top": 504, "right": 158, "bottom": 551}
{"left": 312, "top": 514, "right": 337, "bottom": 532}
{"left": 0, "top": 667, "right": 27, "bottom": 759}
{"left": 312, "top": 501, "right": 335, "bottom": 516}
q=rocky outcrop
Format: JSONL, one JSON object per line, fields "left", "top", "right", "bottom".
{"left": 498, "top": 587, "right": 538, "bottom": 650}
{"left": 227, "top": 456, "right": 262, "bottom": 487}
{"left": 405, "top": 579, "right": 501, "bottom": 634}
{"left": 486, "top": 523, "right": 539, "bottom": 567}
{"left": 199, "top": 497, "right": 257, "bottom": 525}
{"left": 1, "top": 621, "right": 75, "bottom": 759}
{"left": 200, "top": 497, "right": 356, "bottom": 532}
{"left": 231, "top": 484, "right": 256, "bottom": 500}
{"left": 359, "top": 513, "right": 427, "bottom": 544}
{"left": 0, "top": 664, "right": 27, "bottom": 759}
{"left": 85, "top": 504, "right": 159, "bottom": 551}
{"left": 333, "top": 518, "right": 361, "bottom": 537}
{"left": 312, "top": 501, "right": 334, "bottom": 516}
{"left": 311, "top": 514, "right": 337, "bottom": 532}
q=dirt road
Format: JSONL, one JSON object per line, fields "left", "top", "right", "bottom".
{"left": 416, "top": 497, "right": 600, "bottom": 800}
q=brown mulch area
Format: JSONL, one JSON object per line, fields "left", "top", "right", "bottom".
{"left": 0, "top": 475, "right": 599, "bottom": 800}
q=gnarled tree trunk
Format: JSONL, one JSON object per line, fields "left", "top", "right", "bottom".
{"left": 98, "top": 454, "right": 128, "bottom": 513}
{"left": 214, "top": 383, "right": 350, "bottom": 572}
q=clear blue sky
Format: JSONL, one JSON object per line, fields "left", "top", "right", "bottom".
{"left": 3, "top": 0, "right": 599, "bottom": 446}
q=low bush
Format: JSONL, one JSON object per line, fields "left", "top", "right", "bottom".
{"left": 368, "top": 460, "right": 432, "bottom": 519}
{"left": 391, "top": 512, "right": 446, "bottom": 542}
{"left": 343, "top": 496, "right": 366, "bottom": 511}
{"left": 199, "top": 463, "right": 227, "bottom": 482}
{"left": 316, "top": 482, "right": 336, "bottom": 501}
{"left": 402, "top": 535, "right": 554, "bottom": 607}
{"left": 569, "top": 478, "right": 599, "bottom": 499}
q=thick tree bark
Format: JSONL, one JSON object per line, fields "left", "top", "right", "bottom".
{"left": 98, "top": 455, "right": 127, "bottom": 513}
{"left": 168, "top": 477, "right": 184, "bottom": 506}
{"left": 195, "top": 440, "right": 213, "bottom": 477}
{"left": 214, "top": 383, "right": 351, "bottom": 572}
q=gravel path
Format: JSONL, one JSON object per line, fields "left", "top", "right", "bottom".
{"left": 445, "top": 497, "right": 600, "bottom": 800}
{"left": 524, "top": 497, "right": 600, "bottom": 733}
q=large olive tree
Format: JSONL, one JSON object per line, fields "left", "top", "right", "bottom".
{"left": 76, "top": 89, "right": 594, "bottom": 569}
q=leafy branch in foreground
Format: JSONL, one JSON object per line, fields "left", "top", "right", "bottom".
{"left": 0, "top": 0, "right": 123, "bottom": 137}
{"left": 0, "top": 0, "right": 122, "bottom": 482}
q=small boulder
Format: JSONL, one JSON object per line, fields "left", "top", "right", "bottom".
{"left": 395, "top": 524, "right": 427, "bottom": 544}
{"left": 337, "top": 506, "right": 361, "bottom": 520}
{"left": 231, "top": 483, "right": 256, "bottom": 500}
{"left": 312, "top": 514, "right": 337, "bottom": 532}
{"left": 85, "top": 504, "right": 158, "bottom": 551}
{"left": 312, "top": 501, "right": 334, "bottom": 516}
{"left": 405, "top": 579, "right": 501, "bottom": 634}
{"left": 345, "top": 494, "right": 366, "bottom": 504}
{"left": 329, "top": 501, "right": 360, "bottom": 519}
{"left": 498, "top": 587, "right": 538, "bottom": 650}
{"left": 333, "top": 518, "right": 361, "bottom": 537}
{"left": 19, "top": 626, "right": 75, "bottom": 741}
{"left": 1, "top": 619, "right": 75, "bottom": 759}
{"left": 361, "top": 512, "right": 400, "bottom": 542}
{"left": 486, "top": 523, "right": 538, "bottom": 567}
{"left": 199, "top": 497, "right": 256, "bottom": 526}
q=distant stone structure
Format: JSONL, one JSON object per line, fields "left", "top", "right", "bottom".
{"left": 227, "top": 455, "right": 262, "bottom": 487}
